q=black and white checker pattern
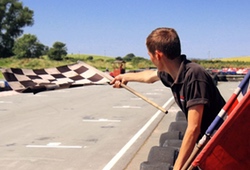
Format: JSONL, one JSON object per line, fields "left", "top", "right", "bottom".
{"left": 0, "top": 62, "right": 110, "bottom": 93}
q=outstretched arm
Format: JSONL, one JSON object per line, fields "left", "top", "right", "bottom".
{"left": 110, "top": 70, "right": 159, "bottom": 88}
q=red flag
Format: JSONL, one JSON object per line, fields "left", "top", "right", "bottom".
{"left": 192, "top": 90, "right": 250, "bottom": 170}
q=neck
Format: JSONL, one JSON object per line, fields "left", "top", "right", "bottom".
{"left": 163, "top": 56, "right": 182, "bottom": 80}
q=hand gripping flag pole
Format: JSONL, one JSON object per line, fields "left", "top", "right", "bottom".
{"left": 78, "top": 61, "right": 168, "bottom": 114}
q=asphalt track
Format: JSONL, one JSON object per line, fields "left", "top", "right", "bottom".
{"left": 0, "top": 81, "right": 239, "bottom": 170}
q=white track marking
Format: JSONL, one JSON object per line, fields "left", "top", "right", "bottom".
{"left": 0, "top": 91, "right": 19, "bottom": 97}
{"left": 26, "top": 142, "right": 83, "bottom": 149}
{"left": 112, "top": 105, "right": 141, "bottom": 109}
{"left": 0, "top": 101, "right": 13, "bottom": 104}
{"left": 144, "top": 92, "right": 161, "bottom": 95}
{"left": 153, "top": 89, "right": 164, "bottom": 91}
{"left": 130, "top": 97, "right": 142, "bottom": 100}
{"left": 83, "top": 119, "right": 121, "bottom": 123}
{"left": 102, "top": 96, "right": 174, "bottom": 170}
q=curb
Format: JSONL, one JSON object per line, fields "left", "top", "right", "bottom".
{"left": 125, "top": 101, "right": 179, "bottom": 170}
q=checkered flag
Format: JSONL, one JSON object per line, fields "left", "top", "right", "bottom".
{"left": 0, "top": 61, "right": 110, "bottom": 93}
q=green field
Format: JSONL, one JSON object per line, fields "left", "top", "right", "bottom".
{"left": 67, "top": 54, "right": 113, "bottom": 61}
{"left": 217, "top": 56, "right": 250, "bottom": 62}
{"left": 0, "top": 54, "right": 150, "bottom": 79}
{"left": 0, "top": 54, "right": 114, "bottom": 69}
{"left": 0, "top": 54, "right": 249, "bottom": 80}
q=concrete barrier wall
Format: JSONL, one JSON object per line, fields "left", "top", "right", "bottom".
{"left": 0, "top": 80, "right": 11, "bottom": 91}
{"left": 217, "top": 75, "right": 245, "bottom": 82}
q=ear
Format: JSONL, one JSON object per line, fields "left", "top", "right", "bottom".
{"left": 155, "top": 50, "right": 163, "bottom": 60}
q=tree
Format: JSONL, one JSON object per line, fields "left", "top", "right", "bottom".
{"left": 48, "top": 42, "right": 67, "bottom": 60}
{"left": 86, "top": 56, "right": 93, "bottom": 61}
{"left": 0, "top": 0, "right": 34, "bottom": 57}
{"left": 13, "top": 34, "right": 47, "bottom": 58}
{"left": 123, "top": 53, "right": 135, "bottom": 62}
{"left": 115, "top": 56, "right": 123, "bottom": 61}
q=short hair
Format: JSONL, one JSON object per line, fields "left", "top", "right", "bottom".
{"left": 146, "top": 27, "right": 181, "bottom": 60}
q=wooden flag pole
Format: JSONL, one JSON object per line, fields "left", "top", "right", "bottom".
{"left": 78, "top": 61, "right": 168, "bottom": 113}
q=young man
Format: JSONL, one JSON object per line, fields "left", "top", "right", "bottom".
{"left": 111, "top": 27, "right": 225, "bottom": 170}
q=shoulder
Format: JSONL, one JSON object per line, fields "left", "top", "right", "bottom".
{"left": 186, "top": 62, "right": 206, "bottom": 73}
{"left": 185, "top": 62, "right": 211, "bottom": 82}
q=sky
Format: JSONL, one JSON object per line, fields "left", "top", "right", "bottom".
{"left": 21, "top": 0, "right": 250, "bottom": 59}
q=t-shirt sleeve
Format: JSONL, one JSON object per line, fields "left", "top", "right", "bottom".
{"left": 186, "top": 80, "right": 209, "bottom": 108}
